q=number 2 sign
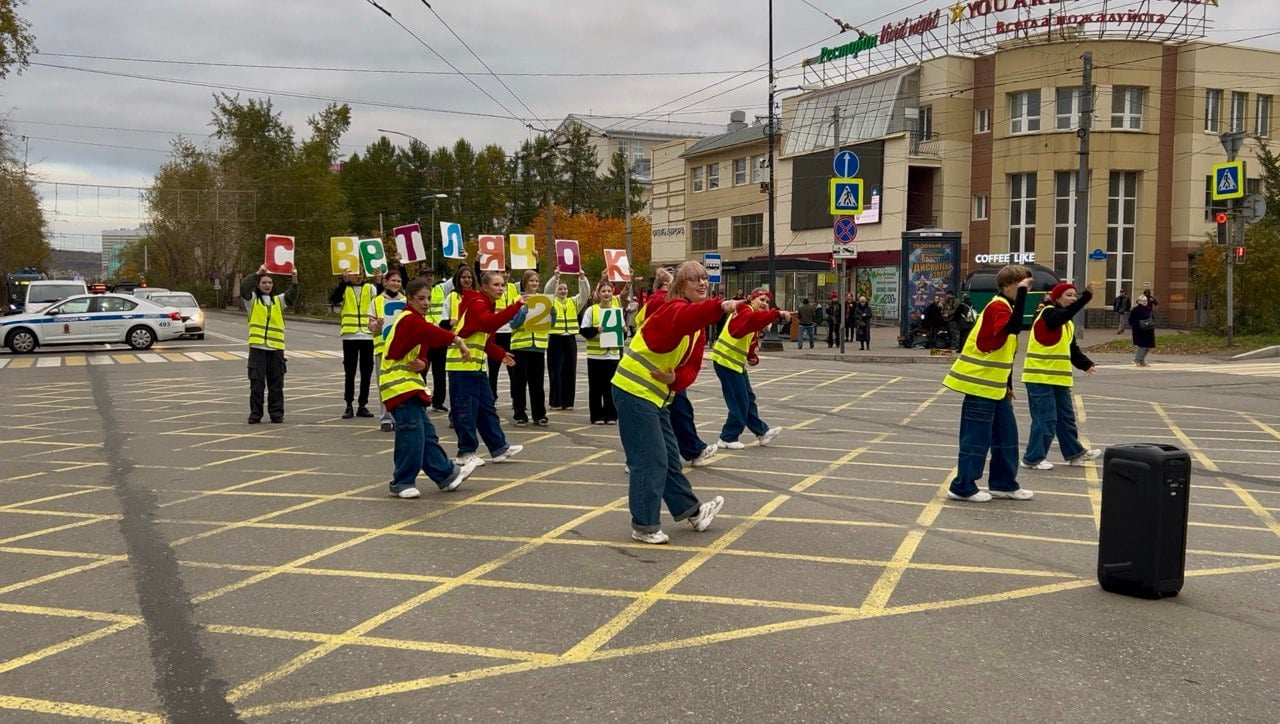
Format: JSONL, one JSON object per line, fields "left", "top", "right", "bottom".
{"left": 522, "top": 294, "right": 554, "bottom": 332}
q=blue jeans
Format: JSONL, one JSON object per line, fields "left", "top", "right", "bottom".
{"left": 715, "top": 363, "right": 769, "bottom": 443}
{"left": 950, "top": 393, "right": 1021, "bottom": 497}
{"left": 390, "top": 397, "right": 460, "bottom": 493}
{"left": 1023, "top": 382, "right": 1085, "bottom": 464}
{"left": 670, "top": 390, "right": 707, "bottom": 463}
{"left": 797, "top": 324, "right": 815, "bottom": 348}
{"left": 613, "top": 387, "right": 702, "bottom": 533}
{"left": 449, "top": 371, "right": 509, "bottom": 456}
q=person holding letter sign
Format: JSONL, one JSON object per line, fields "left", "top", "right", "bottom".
{"left": 509, "top": 270, "right": 552, "bottom": 427}
{"left": 330, "top": 270, "right": 381, "bottom": 419}
{"left": 579, "top": 278, "right": 629, "bottom": 425}
{"left": 711, "top": 289, "right": 789, "bottom": 450}
{"left": 543, "top": 270, "right": 590, "bottom": 411}
{"left": 241, "top": 264, "right": 297, "bottom": 424}
{"left": 611, "top": 261, "right": 733, "bottom": 544}
{"left": 368, "top": 269, "right": 406, "bottom": 431}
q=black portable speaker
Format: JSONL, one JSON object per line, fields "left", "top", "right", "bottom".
{"left": 1097, "top": 443, "right": 1191, "bottom": 599}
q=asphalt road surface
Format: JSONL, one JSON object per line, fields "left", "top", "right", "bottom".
{"left": 0, "top": 311, "right": 1277, "bottom": 721}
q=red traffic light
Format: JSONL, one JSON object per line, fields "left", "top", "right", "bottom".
{"left": 1234, "top": 246, "right": 1246, "bottom": 264}
{"left": 1214, "top": 212, "right": 1229, "bottom": 225}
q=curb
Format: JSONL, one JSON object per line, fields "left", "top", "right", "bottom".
{"left": 1232, "top": 345, "right": 1280, "bottom": 361}
{"left": 792, "top": 352, "right": 954, "bottom": 364}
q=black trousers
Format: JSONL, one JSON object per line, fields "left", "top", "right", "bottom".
{"left": 248, "top": 348, "right": 286, "bottom": 421}
{"left": 510, "top": 348, "right": 547, "bottom": 421}
{"left": 586, "top": 358, "right": 619, "bottom": 423}
{"left": 427, "top": 344, "right": 448, "bottom": 408}
{"left": 342, "top": 339, "right": 375, "bottom": 406}
{"left": 546, "top": 334, "right": 577, "bottom": 408}
{"left": 487, "top": 332, "right": 513, "bottom": 401}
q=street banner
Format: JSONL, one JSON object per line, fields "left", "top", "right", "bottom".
{"left": 509, "top": 234, "right": 537, "bottom": 269}
{"left": 554, "top": 239, "right": 581, "bottom": 274}
{"left": 522, "top": 294, "right": 554, "bottom": 332}
{"left": 330, "top": 236, "right": 361, "bottom": 275}
{"left": 358, "top": 238, "right": 388, "bottom": 276}
{"left": 393, "top": 223, "right": 426, "bottom": 263}
{"left": 264, "top": 234, "right": 295, "bottom": 274}
{"left": 604, "top": 248, "right": 631, "bottom": 282}
{"left": 478, "top": 235, "right": 506, "bottom": 271}
{"left": 598, "top": 307, "right": 625, "bottom": 348}
{"left": 440, "top": 222, "right": 465, "bottom": 259}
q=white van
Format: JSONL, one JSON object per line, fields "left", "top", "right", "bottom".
{"left": 24, "top": 280, "right": 89, "bottom": 314}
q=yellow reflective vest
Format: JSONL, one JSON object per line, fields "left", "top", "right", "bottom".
{"left": 340, "top": 283, "right": 377, "bottom": 335}
{"left": 426, "top": 284, "right": 444, "bottom": 325}
{"left": 248, "top": 296, "right": 286, "bottom": 350}
{"left": 372, "top": 294, "right": 407, "bottom": 357}
{"left": 446, "top": 298, "right": 488, "bottom": 373}
{"left": 378, "top": 313, "right": 427, "bottom": 403}
{"left": 1020, "top": 307, "right": 1074, "bottom": 387}
{"left": 943, "top": 296, "right": 1017, "bottom": 400}
{"left": 709, "top": 314, "right": 751, "bottom": 373}
{"left": 551, "top": 297, "right": 578, "bottom": 335}
{"left": 584, "top": 304, "right": 624, "bottom": 359}
{"left": 612, "top": 327, "right": 692, "bottom": 408}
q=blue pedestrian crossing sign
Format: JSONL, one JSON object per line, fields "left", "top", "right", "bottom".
{"left": 829, "top": 178, "right": 864, "bottom": 215}
{"left": 1212, "top": 160, "right": 1245, "bottom": 201}
{"left": 833, "top": 150, "right": 860, "bottom": 178}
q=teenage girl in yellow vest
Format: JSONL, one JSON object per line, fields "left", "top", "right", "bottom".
{"left": 329, "top": 270, "right": 381, "bottom": 419}
{"left": 418, "top": 267, "right": 450, "bottom": 414}
{"left": 381, "top": 277, "right": 479, "bottom": 498}
{"left": 942, "top": 264, "right": 1034, "bottom": 503}
{"left": 543, "top": 271, "right": 591, "bottom": 410}
{"left": 488, "top": 270, "right": 521, "bottom": 401}
{"left": 611, "top": 261, "right": 737, "bottom": 544}
{"left": 1019, "top": 281, "right": 1101, "bottom": 470}
{"left": 508, "top": 270, "right": 550, "bottom": 426}
{"left": 240, "top": 264, "right": 297, "bottom": 424}
{"left": 580, "top": 278, "right": 626, "bottom": 425}
{"left": 711, "top": 289, "right": 790, "bottom": 449}
{"left": 368, "top": 269, "right": 407, "bottom": 432}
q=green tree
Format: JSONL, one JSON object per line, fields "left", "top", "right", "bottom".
{"left": 557, "top": 125, "right": 600, "bottom": 214}
{"left": 0, "top": 0, "right": 36, "bottom": 81}
{"left": 596, "top": 150, "right": 646, "bottom": 219}
{"left": 339, "top": 136, "right": 407, "bottom": 237}
{"left": 0, "top": 122, "right": 50, "bottom": 272}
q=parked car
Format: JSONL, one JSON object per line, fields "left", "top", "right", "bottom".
{"left": 23, "top": 279, "right": 89, "bottom": 315}
{"left": 130, "top": 287, "right": 171, "bottom": 302}
{"left": 145, "top": 291, "right": 204, "bottom": 339}
{"left": 1, "top": 293, "right": 184, "bottom": 353}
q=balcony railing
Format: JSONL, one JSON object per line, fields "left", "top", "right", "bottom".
{"left": 909, "top": 132, "right": 941, "bottom": 158}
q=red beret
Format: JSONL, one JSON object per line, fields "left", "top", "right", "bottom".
{"left": 1048, "top": 282, "right": 1076, "bottom": 301}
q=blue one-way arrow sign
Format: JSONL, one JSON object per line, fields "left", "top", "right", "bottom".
{"left": 833, "top": 150, "right": 860, "bottom": 179}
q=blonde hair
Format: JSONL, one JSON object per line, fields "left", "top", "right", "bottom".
{"left": 520, "top": 269, "right": 539, "bottom": 292}
{"left": 669, "top": 261, "right": 708, "bottom": 301}
{"left": 996, "top": 264, "right": 1032, "bottom": 290}
{"left": 480, "top": 270, "right": 505, "bottom": 286}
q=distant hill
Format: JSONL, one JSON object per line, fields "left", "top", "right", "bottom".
{"left": 49, "top": 249, "right": 103, "bottom": 279}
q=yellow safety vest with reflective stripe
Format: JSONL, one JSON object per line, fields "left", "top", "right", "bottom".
{"left": 378, "top": 313, "right": 426, "bottom": 403}
{"left": 943, "top": 296, "right": 1017, "bottom": 400}
{"left": 611, "top": 327, "right": 692, "bottom": 408}
{"left": 426, "top": 284, "right": 444, "bottom": 324}
{"left": 551, "top": 297, "right": 578, "bottom": 335}
{"left": 1020, "top": 307, "right": 1074, "bottom": 387}
{"left": 511, "top": 300, "right": 549, "bottom": 351}
{"left": 247, "top": 296, "right": 286, "bottom": 350}
{"left": 371, "top": 294, "right": 406, "bottom": 357}
{"left": 709, "top": 313, "right": 752, "bottom": 373}
{"left": 445, "top": 305, "right": 488, "bottom": 372}
{"left": 340, "top": 283, "right": 377, "bottom": 335}
{"left": 584, "top": 304, "right": 623, "bottom": 358}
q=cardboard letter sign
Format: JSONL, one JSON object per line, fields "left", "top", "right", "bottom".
{"left": 440, "top": 222, "right": 464, "bottom": 259}
{"left": 604, "top": 249, "right": 631, "bottom": 282}
{"left": 554, "top": 239, "right": 581, "bottom": 274}
{"left": 264, "top": 234, "right": 295, "bottom": 274}
{"left": 380, "top": 299, "right": 406, "bottom": 342}
{"left": 330, "top": 236, "right": 361, "bottom": 275}
{"left": 358, "top": 238, "right": 388, "bottom": 275}
{"left": 509, "top": 234, "right": 537, "bottom": 269}
{"left": 393, "top": 223, "right": 426, "bottom": 263}
{"left": 522, "top": 294, "right": 553, "bottom": 332}
{"left": 477, "top": 235, "right": 506, "bottom": 271}
{"left": 599, "top": 307, "right": 625, "bottom": 348}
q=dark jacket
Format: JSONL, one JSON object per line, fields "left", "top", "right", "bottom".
{"left": 240, "top": 272, "right": 297, "bottom": 308}
{"left": 1130, "top": 303, "right": 1155, "bottom": 348}
{"left": 1113, "top": 293, "right": 1131, "bottom": 314}
{"left": 923, "top": 301, "right": 945, "bottom": 328}
{"left": 1034, "top": 290, "right": 1094, "bottom": 371}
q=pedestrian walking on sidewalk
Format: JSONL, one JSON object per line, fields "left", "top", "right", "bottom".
{"left": 854, "top": 295, "right": 873, "bottom": 350}
{"left": 1113, "top": 288, "right": 1131, "bottom": 334}
{"left": 1130, "top": 295, "right": 1156, "bottom": 367}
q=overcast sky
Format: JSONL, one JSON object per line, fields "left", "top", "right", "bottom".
{"left": 1, "top": 0, "right": 1274, "bottom": 250}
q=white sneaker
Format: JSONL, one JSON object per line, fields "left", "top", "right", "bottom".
{"left": 624, "top": 464, "right": 630, "bottom": 474}
{"left": 689, "top": 495, "right": 725, "bottom": 532}
{"left": 719, "top": 440, "right": 746, "bottom": 450}
{"left": 392, "top": 487, "right": 421, "bottom": 499}
{"left": 946, "top": 490, "right": 992, "bottom": 502}
{"left": 451, "top": 454, "right": 485, "bottom": 468}
{"left": 756, "top": 427, "right": 784, "bottom": 446}
{"left": 444, "top": 457, "right": 482, "bottom": 492}
{"left": 1019, "top": 459, "right": 1054, "bottom": 470}
{"left": 690, "top": 442, "right": 718, "bottom": 467}
{"left": 1068, "top": 449, "right": 1103, "bottom": 466}
{"left": 989, "top": 488, "right": 1034, "bottom": 500}
{"left": 632, "top": 529, "right": 670, "bottom": 544}
{"left": 491, "top": 444, "right": 524, "bottom": 463}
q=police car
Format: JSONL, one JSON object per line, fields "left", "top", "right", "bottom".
{"left": 1, "top": 293, "right": 185, "bottom": 354}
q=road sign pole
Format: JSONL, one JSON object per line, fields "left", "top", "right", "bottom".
{"left": 1073, "top": 51, "right": 1092, "bottom": 331}
{"left": 1217, "top": 133, "right": 1246, "bottom": 347}
{"left": 831, "top": 107, "right": 847, "bottom": 354}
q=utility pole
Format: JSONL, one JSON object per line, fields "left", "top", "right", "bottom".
{"left": 1073, "top": 52, "right": 1092, "bottom": 329}
{"left": 760, "top": 0, "right": 782, "bottom": 350}
{"left": 623, "top": 156, "right": 633, "bottom": 264}
{"left": 544, "top": 187, "right": 555, "bottom": 272}
{"left": 1221, "top": 130, "right": 1246, "bottom": 346}
{"left": 832, "top": 106, "right": 846, "bottom": 354}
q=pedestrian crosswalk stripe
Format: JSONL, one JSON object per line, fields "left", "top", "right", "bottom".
{"left": 64, "top": 355, "right": 87, "bottom": 366}
{"left": 160, "top": 353, "right": 189, "bottom": 362}
{"left": 8, "top": 358, "right": 33, "bottom": 369}
{"left": 112, "top": 354, "right": 140, "bottom": 364}
{"left": 35, "top": 358, "right": 59, "bottom": 368}
{"left": 1, "top": 349, "right": 361, "bottom": 370}
{"left": 88, "top": 356, "right": 114, "bottom": 365}
{"left": 0, "top": 359, "right": 8, "bottom": 369}
{"left": 137, "top": 353, "right": 165, "bottom": 363}
{"left": 1099, "top": 362, "right": 1280, "bottom": 378}
{"left": 209, "top": 351, "right": 240, "bottom": 361}
{"left": 187, "top": 352, "right": 216, "bottom": 361}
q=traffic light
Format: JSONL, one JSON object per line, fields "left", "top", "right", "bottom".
{"left": 1215, "top": 211, "right": 1229, "bottom": 245}
{"left": 1234, "top": 245, "right": 1246, "bottom": 265}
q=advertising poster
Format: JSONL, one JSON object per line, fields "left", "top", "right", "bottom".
{"left": 899, "top": 234, "right": 960, "bottom": 341}
{"left": 855, "top": 265, "right": 899, "bottom": 320}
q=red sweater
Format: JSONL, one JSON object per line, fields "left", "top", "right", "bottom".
{"left": 639, "top": 294, "right": 726, "bottom": 354}
{"left": 727, "top": 303, "right": 781, "bottom": 360}
{"left": 383, "top": 309, "right": 458, "bottom": 411}
{"left": 974, "top": 288, "right": 1028, "bottom": 354}
{"left": 454, "top": 289, "right": 523, "bottom": 361}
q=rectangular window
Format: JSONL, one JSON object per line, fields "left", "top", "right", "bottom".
{"left": 1231, "top": 91, "right": 1247, "bottom": 132}
{"left": 1010, "top": 90, "right": 1041, "bottom": 134}
{"left": 707, "top": 163, "right": 720, "bottom": 190}
{"left": 976, "top": 108, "right": 991, "bottom": 133}
{"left": 691, "top": 166, "right": 704, "bottom": 193}
{"left": 1106, "top": 171, "right": 1139, "bottom": 303}
{"left": 1056, "top": 87, "right": 1082, "bottom": 131}
{"left": 1205, "top": 89, "right": 1222, "bottom": 132}
{"left": 1009, "top": 172, "right": 1037, "bottom": 254}
{"left": 1111, "top": 87, "right": 1145, "bottom": 130}
{"left": 690, "top": 219, "right": 718, "bottom": 251}
{"left": 1054, "top": 171, "right": 1078, "bottom": 281}
{"left": 972, "top": 194, "right": 989, "bottom": 221}
{"left": 733, "top": 158, "right": 747, "bottom": 185}
{"left": 751, "top": 154, "right": 767, "bottom": 183}
{"left": 1256, "top": 95, "right": 1272, "bottom": 137}
{"left": 918, "top": 105, "right": 934, "bottom": 139}
{"left": 730, "top": 214, "right": 763, "bottom": 249}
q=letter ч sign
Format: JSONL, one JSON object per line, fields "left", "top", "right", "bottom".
{"left": 1212, "top": 161, "right": 1245, "bottom": 201}
{"left": 829, "top": 178, "right": 864, "bottom": 216}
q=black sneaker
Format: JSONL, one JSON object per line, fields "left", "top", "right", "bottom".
{"left": 432, "top": 405, "right": 449, "bottom": 413}
{"left": 535, "top": 418, "right": 549, "bottom": 426}
{"left": 514, "top": 417, "right": 529, "bottom": 427}
{"left": 342, "top": 405, "right": 354, "bottom": 419}
{"left": 247, "top": 416, "right": 261, "bottom": 424}
{"left": 270, "top": 418, "right": 284, "bottom": 424}
{"left": 356, "top": 406, "right": 374, "bottom": 418}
